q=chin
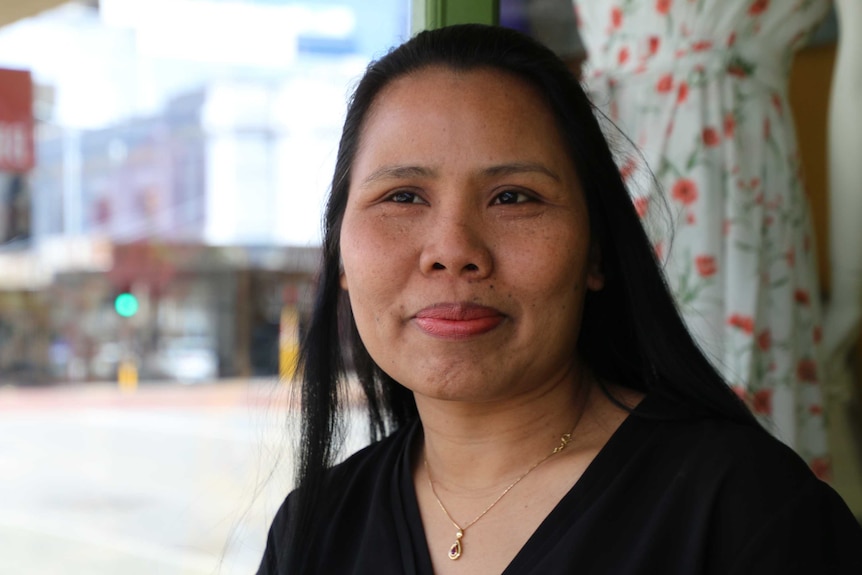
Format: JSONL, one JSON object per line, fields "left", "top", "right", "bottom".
{"left": 398, "top": 371, "right": 510, "bottom": 404}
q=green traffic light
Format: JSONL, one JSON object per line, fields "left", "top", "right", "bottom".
{"left": 114, "top": 293, "right": 139, "bottom": 317}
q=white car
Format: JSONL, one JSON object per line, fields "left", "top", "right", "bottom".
{"left": 154, "top": 337, "right": 218, "bottom": 383}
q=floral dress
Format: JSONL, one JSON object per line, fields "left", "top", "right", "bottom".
{"left": 572, "top": 0, "right": 831, "bottom": 475}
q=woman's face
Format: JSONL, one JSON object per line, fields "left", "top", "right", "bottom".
{"left": 339, "top": 66, "right": 603, "bottom": 403}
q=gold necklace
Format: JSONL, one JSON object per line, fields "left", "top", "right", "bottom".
{"left": 424, "top": 430, "right": 573, "bottom": 561}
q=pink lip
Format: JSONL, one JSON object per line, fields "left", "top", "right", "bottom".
{"left": 412, "top": 303, "right": 505, "bottom": 339}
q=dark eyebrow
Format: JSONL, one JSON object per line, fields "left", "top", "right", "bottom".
{"left": 360, "top": 165, "right": 437, "bottom": 187}
{"left": 360, "top": 162, "right": 560, "bottom": 187}
{"left": 481, "top": 162, "right": 561, "bottom": 182}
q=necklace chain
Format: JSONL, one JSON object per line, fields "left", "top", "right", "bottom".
{"left": 424, "top": 430, "right": 573, "bottom": 561}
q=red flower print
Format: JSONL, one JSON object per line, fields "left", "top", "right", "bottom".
{"left": 611, "top": 6, "right": 623, "bottom": 29}
{"left": 813, "top": 325, "right": 823, "bottom": 344}
{"left": 727, "top": 32, "right": 737, "bottom": 47}
{"left": 723, "top": 113, "right": 736, "bottom": 138}
{"left": 785, "top": 248, "right": 795, "bottom": 267}
{"left": 752, "top": 389, "right": 772, "bottom": 415}
{"left": 748, "top": 0, "right": 769, "bottom": 16}
{"left": 810, "top": 404, "right": 823, "bottom": 416}
{"left": 671, "top": 178, "right": 698, "bottom": 205}
{"left": 810, "top": 458, "right": 832, "bottom": 482}
{"left": 692, "top": 40, "right": 713, "bottom": 52}
{"left": 654, "top": 241, "right": 664, "bottom": 261}
{"left": 797, "top": 359, "right": 818, "bottom": 382}
{"left": 677, "top": 82, "right": 689, "bottom": 103}
{"left": 656, "top": 0, "right": 671, "bottom": 15}
{"left": 794, "top": 289, "right": 810, "bottom": 305}
{"left": 790, "top": 31, "right": 807, "bottom": 48}
{"left": 771, "top": 92, "right": 783, "bottom": 114}
{"left": 757, "top": 330, "right": 771, "bottom": 351}
{"left": 656, "top": 74, "right": 674, "bottom": 93}
{"left": 695, "top": 255, "right": 717, "bottom": 278}
{"left": 618, "top": 46, "right": 630, "bottom": 65}
{"left": 702, "top": 126, "right": 720, "bottom": 147}
{"left": 620, "top": 157, "right": 637, "bottom": 180}
{"left": 648, "top": 36, "right": 661, "bottom": 55}
{"left": 731, "top": 385, "right": 748, "bottom": 402}
{"left": 727, "top": 314, "right": 755, "bottom": 334}
{"left": 633, "top": 196, "right": 649, "bottom": 217}
{"left": 728, "top": 64, "right": 748, "bottom": 78}
{"left": 686, "top": 212, "right": 696, "bottom": 225}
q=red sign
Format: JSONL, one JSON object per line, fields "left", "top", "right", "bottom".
{"left": 0, "top": 68, "right": 34, "bottom": 172}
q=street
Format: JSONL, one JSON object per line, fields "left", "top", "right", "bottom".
{"left": 0, "top": 380, "right": 368, "bottom": 575}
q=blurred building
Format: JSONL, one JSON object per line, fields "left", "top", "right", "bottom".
{"left": 0, "top": 0, "right": 409, "bottom": 384}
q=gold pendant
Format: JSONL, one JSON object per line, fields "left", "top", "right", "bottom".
{"left": 448, "top": 530, "right": 463, "bottom": 560}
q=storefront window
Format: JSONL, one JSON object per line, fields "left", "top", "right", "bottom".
{"left": 0, "top": 1, "right": 410, "bottom": 572}
{"left": 0, "top": 0, "right": 410, "bottom": 383}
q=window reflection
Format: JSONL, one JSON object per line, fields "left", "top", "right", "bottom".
{"left": 0, "top": 0, "right": 409, "bottom": 385}
{"left": 0, "top": 1, "right": 410, "bottom": 573}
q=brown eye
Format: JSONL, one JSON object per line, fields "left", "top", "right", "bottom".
{"left": 388, "top": 191, "right": 419, "bottom": 203}
{"left": 493, "top": 190, "right": 531, "bottom": 205}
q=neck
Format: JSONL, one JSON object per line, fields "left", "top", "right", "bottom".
{"left": 416, "top": 367, "right": 595, "bottom": 491}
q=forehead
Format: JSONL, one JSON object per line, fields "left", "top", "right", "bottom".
{"left": 370, "top": 65, "right": 547, "bottom": 113}
{"left": 353, "top": 66, "right": 574, "bottom": 177}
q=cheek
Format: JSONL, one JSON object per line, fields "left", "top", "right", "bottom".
{"left": 340, "top": 215, "right": 382, "bottom": 290}
{"left": 340, "top": 215, "right": 412, "bottom": 320}
{"left": 512, "top": 227, "right": 590, "bottom": 294}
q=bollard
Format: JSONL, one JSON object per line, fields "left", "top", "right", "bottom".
{"left": 279, "top": 306, "right": 300, "bottom": 383}
{"left": 118, "top": 359, "right": 138, "bottom": 393}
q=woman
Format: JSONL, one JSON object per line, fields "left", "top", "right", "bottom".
{"left": 257, "top": 24, "right": 861, "bottom": 574}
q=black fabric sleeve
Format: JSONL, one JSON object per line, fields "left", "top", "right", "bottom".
{"left": 727, "top": 481, "right": 862, "bottom": 574}
{"left": 256, "top": 493, "right": 294, "bottom": 575}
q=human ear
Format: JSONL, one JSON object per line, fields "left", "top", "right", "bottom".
{"left": 587, "top": 269, "right": 604, "bottom": 291}
{"left": 586, "top": 244, "right": 604, "bottom": 291}
{"left": 339, "top": 257, "right": 348, "bottom": 291}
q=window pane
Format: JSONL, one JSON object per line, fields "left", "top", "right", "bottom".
{"left": 0, "top": 1, "right": 411, "bottom": 573}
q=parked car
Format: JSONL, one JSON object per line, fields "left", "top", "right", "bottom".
{"left": 153, "top": 337, "right": 218, "bottom": 383}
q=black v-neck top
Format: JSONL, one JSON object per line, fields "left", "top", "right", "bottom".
{"left": 257, "top": 395, "right": 862, "bottom": 574}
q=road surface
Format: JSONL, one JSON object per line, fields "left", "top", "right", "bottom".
{"left": 0, "top": 380, "right": 368, "bottom": 575}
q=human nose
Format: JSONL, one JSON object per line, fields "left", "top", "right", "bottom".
{"left": 419, "top": 213, "right": 493, "bottom": 278}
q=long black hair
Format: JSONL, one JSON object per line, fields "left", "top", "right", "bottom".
{"left": 288, "top": 22, "right": 759, "bottom": 561}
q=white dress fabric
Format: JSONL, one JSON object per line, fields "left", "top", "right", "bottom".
{"left": 572, "top": 0, "right": 831, "bottom": 474}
